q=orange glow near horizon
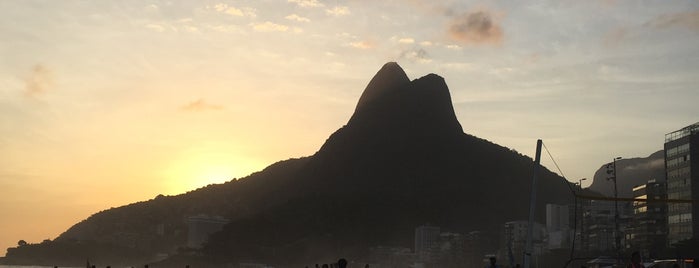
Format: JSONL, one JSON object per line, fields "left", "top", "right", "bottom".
{"left": 2, "top": 0, "right": 699, "bottom": 260}
{"left": 160, "top": 149, "right": 265, "bottom": 194}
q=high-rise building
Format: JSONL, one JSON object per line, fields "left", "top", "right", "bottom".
{"left": 627, "top": 179, "right": 667, "bottom": 257}
{"left": 414, "top": 225, "right": 440, "bottom": 261}
{"left": 500, "top": 221, "right": 546, "bottom": 266}
{"left": 546, "top": 204, "right": 573, "bottom": 249}
{"left": 546, "top": 204, "right": 571, "bottom": 231}
{"left": 665, "top": 122, "right": 699, "bottom": 244}
{"left": 583, "top": 200, "right": 616, "bottom": 252}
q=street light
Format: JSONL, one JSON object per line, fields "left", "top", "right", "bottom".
{"left": 578, "top": 178, "right": 587, "bottom": 189}
{"left": 606, "top": 157, "right": 622, "bottom": 263}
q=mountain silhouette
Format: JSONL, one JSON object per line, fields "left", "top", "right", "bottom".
{"left": 3, "top": 62, "right": 576, "bottom": 266}
{"left": 588, "top": 150, "right": 665, "bottom": 197}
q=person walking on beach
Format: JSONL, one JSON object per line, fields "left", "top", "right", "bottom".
{"left": 486, "top": 256, "right": 501, "bottom": 268}
{"left": 337, "top": 258, "right": 347, "bottom": 268}
{"left": 627, "top": 251, "right": 645, "bottom": 268}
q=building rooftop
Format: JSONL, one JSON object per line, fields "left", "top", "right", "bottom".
{"left": 665, "top": 122, "right": 699, "bottom": 143}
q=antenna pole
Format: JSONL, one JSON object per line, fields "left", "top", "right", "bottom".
{"left": 524, "top": 139, "right": 542, "bottom": 268}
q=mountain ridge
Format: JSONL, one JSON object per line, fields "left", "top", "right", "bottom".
{"left": 3, "top": 62, "right": 576, "bottom": 267}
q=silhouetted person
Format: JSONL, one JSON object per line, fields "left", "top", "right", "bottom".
{"left": 672, "top": 263, "right": 680, "bottom": 268}
{"left": 91, "top": 265, "right": 96, "bottom": 268}
{"left": 627, "top": 251, "right": 645, "bottom": 268}
{"left": 338, "top": 258, "right": 347, "bottom": 268}
{"left": 486, "top": 257, "right": 501, "bottom": 268}
{"left": 365, "top": 264, "right": 369, "bottom": 268}
{"left": 322, "top": 264, "right": 329, "bottom": 268}
{"left": 145, "top": 265, "right": 149, "bottom": 268}
{"left": 315, "top": 264, "right": 320, "bottom": 268}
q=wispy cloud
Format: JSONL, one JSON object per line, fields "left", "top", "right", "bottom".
{"left": 211, "top": 3, "right": 257, "bottom": 18}
{"left": 448, "top": 9, "right": 503, "bottom": 45}
{"left": 398, "top": 38, "right": 415, "bottom": 44}
{"left": 145, "top": 24, "right": 167, "bottom": 32}
{"left": 181, "top": 99, "right": 223, "bottom": 111}
{"left": 288, "top": 0, "right": 324, "bottom": 8}
{"left": 349, "top": 41, "right": 374, "bottom": 49}
{"left": 24, "top": 64, "right": 53, "bottom": 97}
{"left": 285, "top": 14, "right": 310, "bottom": 22}
{"left": 646, "top": 9, "right": 699, "bottom": 32}
{"left": 603, "top": 9, "right": 699, "bottom": 47}
{"left": 603, "top": 27, "right": 630, "bottom": 47}
{"left": 251, "top": 21, "right": 290, "bottom": 32}
{"left": 326, "top": 6, "right": 350, "bottom": 17}
{"left": 399, "top": 48, "right": 431, "bottom": 63}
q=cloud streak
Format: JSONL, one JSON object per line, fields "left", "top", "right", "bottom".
{"left": 349, "top": 41, "right": 374, "bottom": 49}
{"left": 288, "top": 0, "right": 324, "bottom": 8}
{"left": 285, "top": 14, "right": 310, "bottom": 22}
{"left": 211, "top": 3, "right": 257, "bottom": 18}
{"left": 399, "top": 48, "right": 431, "bottom": 63}
{"left": 326, "top": 6, "right": 350, "bottom": 17}
{"left": 447, "top": 9, "right": 503, "bottom": 45}
{"left": 646, "top": 9, "right": 699, "bottom": 32}
{"left": 181, "top": 99, "right": 223, "bottom": 111}
{"left": 251, "top": 22, "right": 290, "bottom": 32}
{"left": 24, "top": 64, "right": 53, "bottom": 97}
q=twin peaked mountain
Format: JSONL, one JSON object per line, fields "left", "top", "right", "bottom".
{"left": 13, "top": 63, "right": 574, "bottom": 265}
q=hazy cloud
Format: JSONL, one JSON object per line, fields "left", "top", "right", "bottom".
{"left": 289, "top": 0, "right": 324, "bottom": 8}
{"left": 646, "top": 9, "right": 699, "bottom": 32}
{"left": 398, "top": 38, "right": 415, "bottom": 44}
{"left": 212, "top": 3, "right": 257, "bottom": 18}
{"left": 326, "top": 6, "right": 350, "bottom": 17}
{"left": 145, "top": 24, "right": 166, "bottom": 32}
{"left": 448, "top": 9, "right": 503, "bottom": 45}
{"left": 420, "top": 41, "right": 433, "bottom": 46}
{"left": 251, "top": 22, "right": 289, "bottom": 32}
{"left": 399, "top": 48, "right": 431, "bottom": 63}
{"left": 603, "top": 27, "right": 629, "bottom": 47}
{"left": 24, "top": 64, "right": 53, "bottom": 97}
{"left": 181, "top": 99, "right": 223, "bottom": 111}
{"left": 349, "top": 41, "right": 374, "bottom": 49}
{"left": 285, "top": 14, "right": 310, "bottom": 22}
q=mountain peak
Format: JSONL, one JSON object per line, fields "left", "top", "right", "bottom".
{"left": 317, "top": 62, "right": 464, "bottom": 157}
{"left": 354, "top": 62, "right": 410, "bottom": 112}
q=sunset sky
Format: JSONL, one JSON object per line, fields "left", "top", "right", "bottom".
{"left": 1, "top": 0, "right": 698, "bottom": 256}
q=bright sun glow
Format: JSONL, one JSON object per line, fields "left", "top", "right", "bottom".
{"left": 161, "top": 146, "right": 264, "bottom": 194}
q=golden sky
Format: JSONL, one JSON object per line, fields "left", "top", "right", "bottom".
{"left": 2, "top": 0, "right": 699, "bottom": 256}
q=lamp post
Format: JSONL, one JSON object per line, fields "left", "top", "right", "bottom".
{"left": 578, "top": 178, "right": 587, "bottom": 189}
{"left": 578, "top": 178, "right": 587, "bottom": 252}
{"left": 608, "top": 157, "right": 622, "bottom": 263}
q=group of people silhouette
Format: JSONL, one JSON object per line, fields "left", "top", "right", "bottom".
{"left": 306, "top": 258, "right": 360, "bottom": 268}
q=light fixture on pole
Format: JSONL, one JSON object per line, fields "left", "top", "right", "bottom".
{"left": 605, "top": 157, "right": 622, "bottom": 263}
{"left": 578, "top": 178, "right": 587, "bottom": 189}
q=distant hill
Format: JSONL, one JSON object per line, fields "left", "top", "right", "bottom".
{"left": 3, "top": 63, "right": 579, "bottom": 267}
{"left": 588, "top": 150, "right": 665, "bottom": 197}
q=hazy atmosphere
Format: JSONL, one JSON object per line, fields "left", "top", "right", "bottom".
{"left": 1, "top": 0, "right": 698, "bottom": 259}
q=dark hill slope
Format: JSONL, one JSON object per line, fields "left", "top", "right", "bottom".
{"left": 588, "top": 150, "right": 665, "bottom": 197}
{"left": 4, "top": 62, "right": 576, "bottom": 266}
{"left": 203, "top": 63, "right": 575, "bottom": 263}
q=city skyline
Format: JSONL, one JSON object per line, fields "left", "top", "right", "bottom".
{"left": 2, "top": 0, "right": 699, "bottom": 257}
